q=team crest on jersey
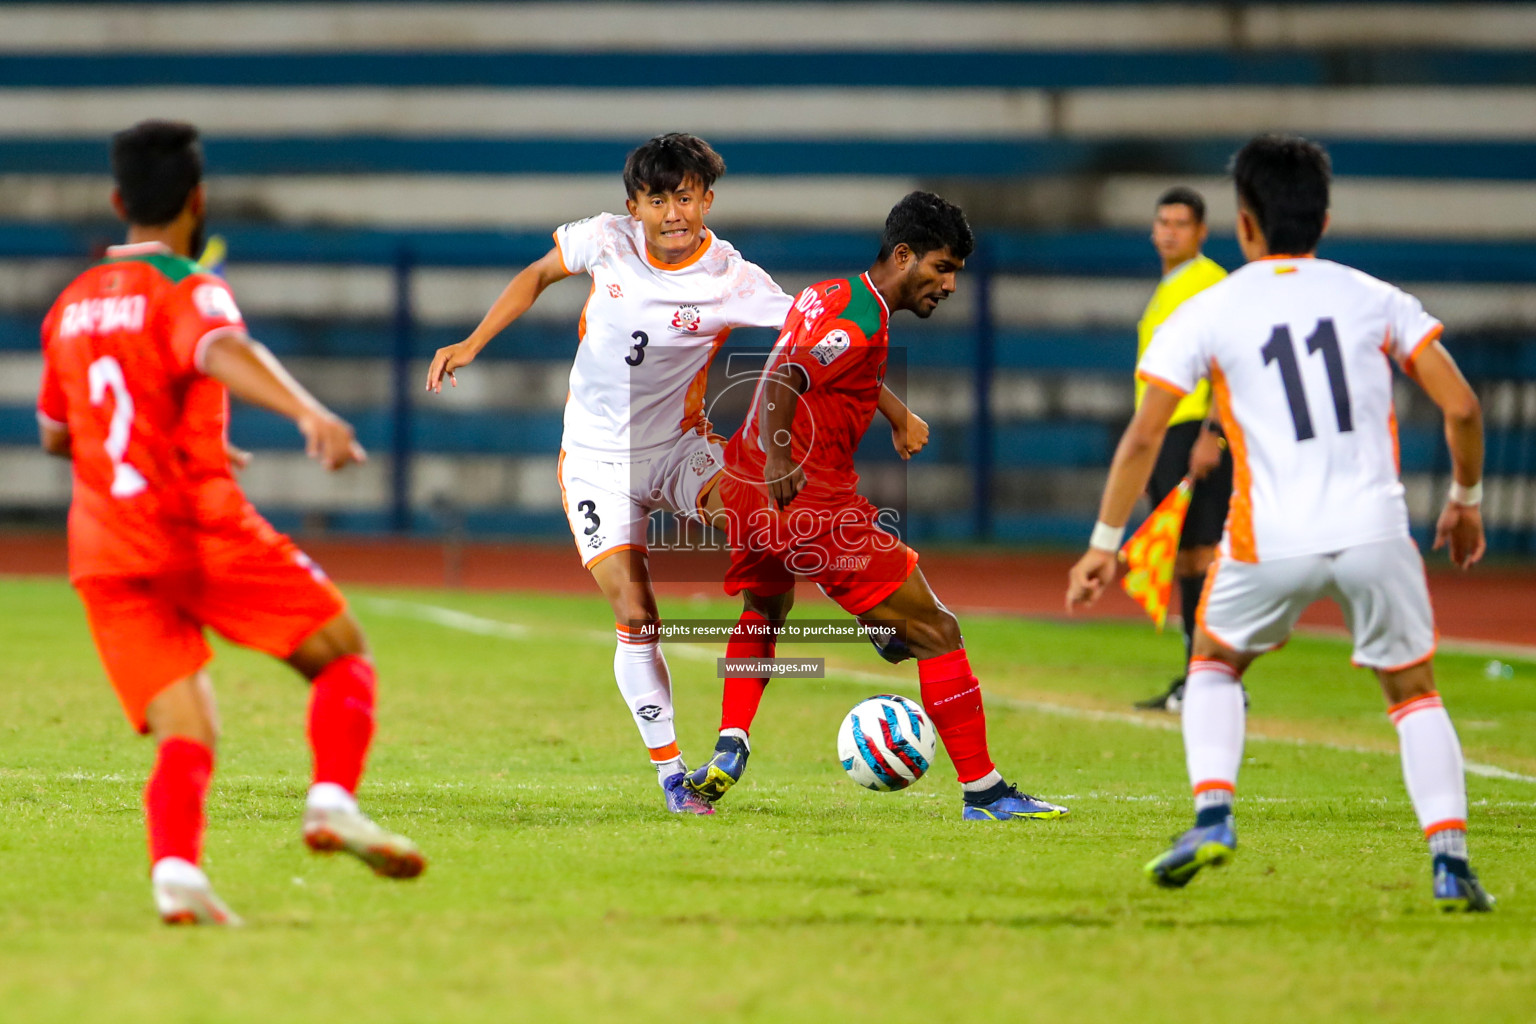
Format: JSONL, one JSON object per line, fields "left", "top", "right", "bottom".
{"left": 687, "top": 450, "right": 716, "bottom": 477}
{"left": 809, "top": 329, "right": 852, "bottom": 366}
{"left": 670, "top": 305, "right": 702, "bottom": 333}
{"left": 192, "top": 283, "right": 241, "bottom": 323}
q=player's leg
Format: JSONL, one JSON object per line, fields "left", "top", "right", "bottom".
{"left": 562, "top": 451, "right": 711, "bottom": 813}
{"left": 194, "top": 538, "right": 425, "bottom": 878}
{"left": 1337, "top": 538, "right": 1492, "bottom": 911}
{"left": 684, "top": 585, "right": 795, "bottom": 803}
{"left": 588, "top": 548, "right": 711, "bottom": 814}
{"left": 1135, "top": 422, "right": 1202, "bottom": 710}
{"left": 857, "top": 566, "right": 1068, "bottom": 821}
{"left": 77, "top": 575, "right": 238, "bottom": 924}
{"left": 141, "top": 670, "right": 241, "bottom": 925}
{"left": 1144, "top": 555, "right": 1320, "bottom": 888}
{"left": 282, "top": 610, "right": 423, "bottom": 878}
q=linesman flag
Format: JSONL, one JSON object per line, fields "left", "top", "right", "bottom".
{"left": 1119, "top": 477, "right": 1192, "bottom": 630}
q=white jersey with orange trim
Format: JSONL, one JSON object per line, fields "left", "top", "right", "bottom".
{"left": 553, "top": 213, "right": 792, "bottom": 460}
{"left": 1137, "top": 255, "right": 1442, "bottom": 563}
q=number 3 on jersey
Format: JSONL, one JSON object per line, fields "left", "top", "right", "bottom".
{"left": 625, "top": 330, "right": 648, "bottom": 367}
{"left": 87, "top": 355, "right": 148, "bottom": 498}
{"left": 1262, "top": 318, "right": 1354, "bottom": 442}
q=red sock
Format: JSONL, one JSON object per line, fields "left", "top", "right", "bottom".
{"left": 307, "top": 654, "right": 377, "bottom": 795}
{"left": 145, "top": 736, "right": 214, "bottom": 866}
{"left": 917, "top": 649, "right": 996, "bottom": 784}
{"left": 721, "top": 610, "right": 775, "bottom": 734}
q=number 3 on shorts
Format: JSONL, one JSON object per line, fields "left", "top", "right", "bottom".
{"left": 576, "top": 499, "right": 601, "bottom": 536}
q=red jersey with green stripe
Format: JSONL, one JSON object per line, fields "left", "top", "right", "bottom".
{"left": 729, "top": 272, "right": 891, "bottom": 507}
{"left": 37, "top": 241, "right": 267, "bottom": 580}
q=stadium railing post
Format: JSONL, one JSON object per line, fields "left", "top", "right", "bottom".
{"left": 389, "top": 244, "right": 415, "bottom": 534}
{"left": 971, "top": 236, "right": 996, "bottom": 541}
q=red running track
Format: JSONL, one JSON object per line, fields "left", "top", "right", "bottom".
{"left": 3, "top": 532, "right": 1531, "bottom": 649}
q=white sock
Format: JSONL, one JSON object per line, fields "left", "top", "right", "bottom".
{"left": 613, "top": 628, "right": 677, "bottom": 752}
{"left": 962, "top": 769, "right": 1003, "bottom": 793}
{"left": 720, "top": 727, "right": 749, "bottom": 749}
{"left": 1390, "top": 692, "right": 1468, "bottom": 835}
{"left": 1183, "top": 659, "right": 1246, "bottom": 804}
{"left": 306, "top": 782, "right": 358, "bottom": 814}
{"left": 151, "top": 856, "right": 207, "bottom": 889}
{"left": 653, "top": 755, "right": 685, "bottom": 783}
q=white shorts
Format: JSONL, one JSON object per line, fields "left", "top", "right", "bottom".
{"left": 557, "top": 432, "right": 725, "bottom": 569}
{"left": 1198, "top": 535, "right": 1437, "bottom": 671}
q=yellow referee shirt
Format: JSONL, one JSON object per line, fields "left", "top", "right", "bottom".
{"left": 1135, "top": 254, "right": 1227, "bottom": 425}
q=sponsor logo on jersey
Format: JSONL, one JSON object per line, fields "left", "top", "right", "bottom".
{"left": 670, "top": 305, "right": 702, "bottom": 333}
{"left": 192, "top": 283, "right": 242, "bottom": 323}
{"left": 687, "top": 451, "right": 715, "bottom": 476}
{"left": 794, "top": 288, "right": 826, "bottom": 327}
{"left": 607, "top": 283, "right": 624, "bottom": 298}
{"left": 810, "top": 329, "right": 852, "bottom": 366}
{"left": 60, "top": 295, "right": 147, "bottom": 339}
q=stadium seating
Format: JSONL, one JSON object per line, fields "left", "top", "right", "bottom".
{"left": 4, "top": 1, "right": 1534, "bottom": 551}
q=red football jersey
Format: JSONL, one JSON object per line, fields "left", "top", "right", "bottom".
{"left": 728, "top": 272, "right": 890, "bottom": 507}
{"left": 37, "top": 241, "right": 266, "bottom": 580}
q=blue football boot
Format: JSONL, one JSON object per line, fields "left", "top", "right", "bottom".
{"left": 1145, "top": 814, "right": 1237, "bottom": 888}
{"left": 1433, "top": 855, "right": 1494, "bottom": 912}
{"left": 661, "top": 771, "right": 715, "bottom": 815}
{"left": 681, "top": 735, "right": 749, "bottom": 804}
{"left": 961, "top": 782, "right": 1069, "bottom": 821}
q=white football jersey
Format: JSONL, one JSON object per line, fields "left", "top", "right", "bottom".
{"left": 1137, "top": 256, "right": 1443, "bottom": 562}
{"left": 553, "top": 213, "right": 792, "bottom": 460}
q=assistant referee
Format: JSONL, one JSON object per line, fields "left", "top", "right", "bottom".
{"left": 1133, "top": 187, "right": 1232, "bottom": 711}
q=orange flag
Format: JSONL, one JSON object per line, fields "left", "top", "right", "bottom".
{"left": 1119, "top": 477, "right": 1192, "bottom": 630}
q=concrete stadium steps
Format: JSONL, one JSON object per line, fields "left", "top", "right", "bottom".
{"left": 7, "top": 3, "right": 1536, "bottom": 54}
{"left": 7, "top": 138, "right": 1536, "bottom": 181}
{"left": 3, "top": 174, "right": 1534, "bottom": 239}
{"left": 6, "top": 260, "right": 1536, "bottom": 331}
{"left": 3, "top": 437, "right": 1531, "bottom": 539}
{"left": 6, "top": 50, "right": 1536, "bottom": 89}
{"left": 7, "top": 87, "right": 1536, "bottom": 140}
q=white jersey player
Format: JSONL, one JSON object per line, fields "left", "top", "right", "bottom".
{"left": 427, "top": 135, "right": 792, "bottom": 814}
{"left": 1069, "top": 134, "right": 1493, "bottom": 911}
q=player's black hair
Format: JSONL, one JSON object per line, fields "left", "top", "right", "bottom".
{"left": 110, "top": 119, "right": 204, "bottom": 226}
{"left": 1156, "top": 185, "right": 1207, "bottom": 224}
{"left": 1230, "top": 133, "right": 1331, "bottom": 255}
{"left": 877, "top": 191, "right": 975, "bottom": 263}
{"left": 622, "top": 133, "right": 726, "bottom": 198}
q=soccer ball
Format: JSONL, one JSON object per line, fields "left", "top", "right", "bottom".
{"left": 837, "top": 694, "right": 936, "bottom": 791}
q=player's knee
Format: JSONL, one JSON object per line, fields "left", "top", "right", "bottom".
{"left": 904, "top": 606, "right": 962, "bottom": 659}
{"left": 289, "top": 612, "right": 368, "bottom": 680}
{"left": 745, "top": 589, "right": 793, "bottom": 627}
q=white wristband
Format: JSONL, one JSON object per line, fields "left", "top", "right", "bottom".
{"left": 1089, "top": 521, "right": 1125, "bottom": 552}
{"left": 1449, "top": 480, "right": 1483, "bottom": 507}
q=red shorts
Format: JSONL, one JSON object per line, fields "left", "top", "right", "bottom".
{"left": 76, "top": 533, "right": 346, "bottom": 733}
{"left": 719, "top": 476, "right": 918, "bottom": 616}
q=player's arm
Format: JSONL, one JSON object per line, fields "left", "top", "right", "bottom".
{"left": 201, "top": 334, "right": 364, "bottom": 471}
{"left": 1406, "top": 340, "right": 1486, "bottom": 569}
{"left": 762, "top": 361, "right": 809, "bottom": 508}
{"left": 878, "top": 384, "right": 928, "bottom": 460}
{"left": 1067, "top": 384, "right": 1182, "bottom": 609}
{"left": 426, "top": 247, "right": 571, "bottom": 393}
{"left": 39, "top": 421, "right": 70, "bottom": 458}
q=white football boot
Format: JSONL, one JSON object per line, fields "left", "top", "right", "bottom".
{"left": 303, "top": 804, "right": 426, "bottom": 879}
{"left": 152, "top": 857, "right": 243, "bottom": 926}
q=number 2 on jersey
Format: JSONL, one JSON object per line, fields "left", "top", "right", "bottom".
{"left": 1261, "top": 318, "right": 1353, "bottom": 442}
{"left": 87, "top": 355, "right": 148, "bottom": 498}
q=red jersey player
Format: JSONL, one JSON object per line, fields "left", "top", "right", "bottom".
{"left": 36, "top": 120, "right": 425, "bottom": 925}
{"left": 687, "top": 192, "right": 1069, "bottom": 822}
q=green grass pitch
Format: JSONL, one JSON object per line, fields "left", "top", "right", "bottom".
{"left": 1, "top": 573, "right": 1533, "bottom": 1023}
